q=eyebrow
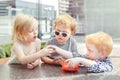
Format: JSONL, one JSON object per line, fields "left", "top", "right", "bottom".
{"left": 55, "top": 29, "right": 67, "bottom": 32}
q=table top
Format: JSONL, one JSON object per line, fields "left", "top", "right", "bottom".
{"left": 1, "top": 43, "right": 120, "bottom": 80}
{"left": 0, "top": 62, "right": 120, "bottom": 80}
{"left": 0, "top": 63, "right": 87, "bottom": 80}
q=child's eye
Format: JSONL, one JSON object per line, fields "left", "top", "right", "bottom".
{"left": 88, "top": 48, "right": 93, "bottom": 52}
{"left": 29, "top": 29, "right": 34, "bottom": 33}
{"left": 35, "top": 28, "right": 38, "bottom": 31}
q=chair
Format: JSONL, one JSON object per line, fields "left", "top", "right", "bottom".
{"left": 0, "top": 57, "right": 9, "bottom": 64}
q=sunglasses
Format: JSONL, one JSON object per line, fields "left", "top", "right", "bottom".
{"left": 55, "top": 31, "right": 68, "bottom": 37}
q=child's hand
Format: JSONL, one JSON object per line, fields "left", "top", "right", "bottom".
{"left": 46, "top": 45, "right": 60, "bottom": 53}
{"left": 27, "top": 59, "right": 39, "bottom": 69}
{"left": 53, "top": 58, "right": 65, "bottom": 64}
{"left": 66, "top": 58, "right": 80, "bottom": 68}
{"left": 27, "top": 63, "right": 34, "bottom": 69}
{"left": 40, "top": 46, "right": 55, "bottom": 57}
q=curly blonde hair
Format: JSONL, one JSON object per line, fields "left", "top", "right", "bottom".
{"left": 53, "top": 13, "right": 77, "bottom": 35}
{"left": 12, "top": 13, "right": 38, "bottom": 42}
{"left": 86, "top": 32, "right": 113, "bottom": 55}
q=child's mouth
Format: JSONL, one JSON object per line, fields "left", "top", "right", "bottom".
{"left": 34, "top": 36, "right": 37, "bottom": 39}
{"left": 58, "top": 38, "right": 62, "bottom": 40}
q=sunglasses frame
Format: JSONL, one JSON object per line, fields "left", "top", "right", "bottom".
{"left": 55, "top": 31, "right": 69, "bottom": 37}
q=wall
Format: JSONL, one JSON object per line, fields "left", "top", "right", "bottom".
{"left": 85, "top": 0, "right": 120, "bottom": 39}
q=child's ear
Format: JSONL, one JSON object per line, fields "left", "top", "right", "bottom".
{"left": 100, "top": 49, "right": 107, "bottom": 59}
{"left": 70, "top": 35, "right": 72, "bottom": 37}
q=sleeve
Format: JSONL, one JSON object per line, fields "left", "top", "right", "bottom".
{"left": 45, "top": 39, "right": 54, "bottom": 58}
{"left": 46, "top": 38, "right": 55, "bottom": 46}
{"left": 46, "top": 40, "right": 50, "bottom": 45}
{"left": 87, "top": 57, "right": 113, "bottom": 73}
{"left": 70, "top": 38, "right": 87, "bottom": 58}
{"left": 70, "top": 38, "right": 79, "bottom": 57}
{"left": 74, "top": 53, "right": 87, "bottom": 58}
{"left": 36, "top": 38, "right": 41, "bottom": 51}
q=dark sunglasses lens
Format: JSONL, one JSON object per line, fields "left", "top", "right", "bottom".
{"left": 62, "top": 33, "right": 67, "bottom": 37}
{"left": 55, "top": 31, "right": 59, "bottom": 35}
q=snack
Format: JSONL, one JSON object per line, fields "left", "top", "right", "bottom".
{"left": 61, "top": 61, "right": 79, "bottom": 71}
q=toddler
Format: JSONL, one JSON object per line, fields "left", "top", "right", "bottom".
{"left": 7, "top": 13, "right": 53, "bottom": 69}
{"left": 41, "top": 13, "right": 79, "bottom": 65}
{"left": 66, "top": 32, "right": 113, "bottom": 72}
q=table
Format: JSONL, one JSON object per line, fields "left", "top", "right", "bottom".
{"left": 0, "top": 62, "right": 120, "bottom": 80}
{"left": 0, "top": 63, "right": 87, "bottom": 80}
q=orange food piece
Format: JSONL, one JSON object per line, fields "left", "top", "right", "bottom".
{"left": 61, "top": 62, "right": 79, "bottom": 71}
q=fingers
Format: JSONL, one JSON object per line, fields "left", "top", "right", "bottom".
{"left": 46, "top": 53, "right": 52, "bottom": 56}
{"left": 65, "top": 59, "right": 75, "bottom": 68}
{"left": 46, "top": 45, "right": 56, "bottom": 50}
{"left": 65, "top": 59, "right": 70, "bottom": 62}
{"left": 54, "top": 58, "right": 65, "bottom": 62}
{"left": 53, "top": 58, "right": 64, "bottom": 64}
{"left": 46, "top": 45, "right": 60, "bottom": 53}
{"left": 43, "top": 45, "right": 57, "bottom": 56}
{"left": 49, "top": 48, "right": 55, "bottom": 53}
{"left": 54, "top": 58, "right": 61, "bottom": 62}
{"left": 40, "top": 48, "right": 54, "bottom": 57}
{"left": 27, "top": 63, "right": 34, "bottom": 69}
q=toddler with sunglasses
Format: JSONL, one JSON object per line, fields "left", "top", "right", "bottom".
{"left": 41, "top": 13, "right": 79, "bottom": 65}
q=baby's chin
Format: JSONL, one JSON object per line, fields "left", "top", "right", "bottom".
{"left": 87, "top": 57, "right": 96, "bottom": 60}
{"left": 32, "top": 37, "right": 38, "bottom": 42}
{"left": 57, "top": 41, "right": 65, "bottom": 44}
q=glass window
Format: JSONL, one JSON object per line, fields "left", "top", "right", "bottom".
{"left": 0, "top": 0, "right": 120, "bottom": 41}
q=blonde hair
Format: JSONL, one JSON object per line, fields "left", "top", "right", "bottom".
{"left": 53, "top": 13, "right": 77, "bottom": 35}
{"left": 86, "top": 32, "right": 113, "bottom": 55}
{"left": 12, "top": 13, "right": 38, "bottom": 42}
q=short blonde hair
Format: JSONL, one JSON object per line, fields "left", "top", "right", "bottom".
{"left": 53, "top": 13, "right": 77, "bottom": 35}
{"left": 86, "top": 32, "right": 113, "bottom": 55}
{"left": 12, "top": 13, "right": 38, "bottom": 42}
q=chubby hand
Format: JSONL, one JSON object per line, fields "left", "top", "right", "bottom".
{"left": 53, "top": 58, "right": 65, "bottom": 64}
{"left": 27, "top": 59, "right": 39, "bottom": 69}
{"left": 46, "top": 45, "right": 60, "bottom": 53}
{"left": 40, "top": 46, "right": 55, "bottom": 57}
{"left": 65, "top": 58, "right": 80, "bottom": 68}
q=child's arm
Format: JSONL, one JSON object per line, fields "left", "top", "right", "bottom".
{"left": 41, "top": 57, "right": 56, "bottom": 64}
{"left": 41, "top": 57, "right": 64, "bottom": 65}
{"left": 46, "top": 38, "right": 78, "bottom": 59}
{"left": 87, "top": 57, "right": 113, "bottom": 72}
{"left": 27, "top": 59, "right": 40, "bottom": 69}
{"left": 67, "top": 57, "right": 113, "bottom": 73}
{"left": 66, "top": 57, "right": 96, "bottom": 67}
{"left": 47, "top": 45, "right": 73, "bottom": 59}
{"left": 55, "top": 38, "right": 79, "bottom": 58}
{"left": 13, "top": 43, "right": 53, "bottom": 64}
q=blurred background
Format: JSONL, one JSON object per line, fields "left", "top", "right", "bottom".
{"left": 0, "top": 0, "right": 120, "bottom": 44}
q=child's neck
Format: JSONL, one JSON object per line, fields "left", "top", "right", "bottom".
{"left": 20, "top": 40, "right": 33, "bottom": 46}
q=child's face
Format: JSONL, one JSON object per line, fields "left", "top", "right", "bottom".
{"left": 54, "top": 25, "right": 72, "bottom": 44}
{"left": 26, "top": 25, "right": 38, "bottom": 42}
{"left": 86, "top": 43, "right": 102, "bottom": 60}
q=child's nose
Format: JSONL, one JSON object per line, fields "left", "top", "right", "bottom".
{"left": 34, "top": 30, "right": 38, "bottom": 34}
